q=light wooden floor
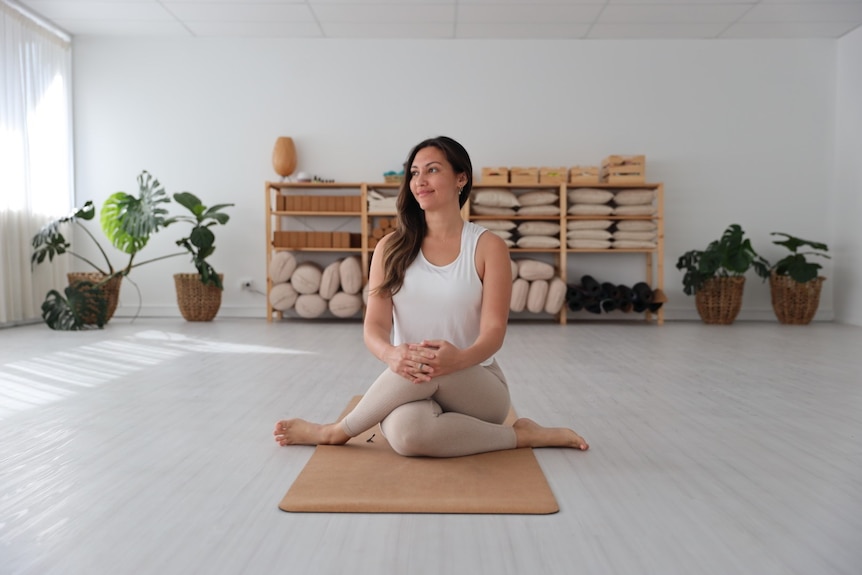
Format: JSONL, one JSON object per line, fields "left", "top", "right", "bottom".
{"left": 0, "top": 319, "right": 860, "bottom": 575}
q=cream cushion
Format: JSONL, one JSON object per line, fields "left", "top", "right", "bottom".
{"left": 319, "top": 260, "right": 342, "bottom": 300}
{"left": 568, "top": 204, "right": 614, "bottom": 216}
{"left": 518, "top": 190, "right": 558, "bottom": 206}
{"left": 614, "top": 189, "right": 655, "bottom": 205}
{"left": 339, "top": 256, "right": 363, "bottom": 295}
{"left": 517, "top": 205, "right": 560, "bottom": 216}
{"left": 329, "top": 291, "right": 363, "bottom": 318}
{"left": 517, "top": 221, "right": 560, "bottom": 236}
{"left": 477, "top": 219, "right": 517, "bottom": 231}
{"left": 613, "top": 240, "right": 657, "bottom": 249}
{"left": 616, "top": 220, "right": 657, "bottom": 231}
{"left": 614, "top": 205, "right": 657, "bottom": 216}
{"left": 568, "top": 188, "right": 613, "bottom": 204}
{"left": 517, "top": 259, "right": 555, "bottom": 281}
{"left": 472, "top": 188, "right": 520, "bottom": 208}
{"left": 614, "top": 231, "right": 657, "bottom": 241}
{"left": 527, "top": 280, "right": 549, "bottom": 313}
{"left": 269, "top": 282, "right": 298, "bottom": 311}
{"left": 510, "top": 278, "right": 529, "bottom": 312}
{"left": 471, "top": 205, "right": 517, "bottom": 216}
{"left": 544, "top": 277, "right": 567, "bottom": 314}
{"left": 291, "top": 262, "right": 322, "bottom": 294}
{"left": 295, "top": 293, "right": 328, "bottom": 318}
{"left": 568, "top": 219, "right": 613, "bottom": 230}
{"left": 503, "top": 239, "right": 515, "bottom": 248}
{"left": 510, "top": 259, "right": 519, "bottom": 280}
{"left": 270, "top": 251, "right": 297, "bottom": 284}
{"left": 489, "top": 230, "right": 513, "bottom": 240}
{"left": 567, "top": 229, "right": 613, "bottom": 240}
{"left": 568, "top": 239, "right": 612, "bottom": 249}
{"left": 517, "top": 236, "right": 560, "bottom": 249}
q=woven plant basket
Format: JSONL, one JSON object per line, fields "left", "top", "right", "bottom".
{"left": 67, "top": 272, "right": 122, "bottom": 324}
{"left": 770, "top": 272, "right": 825, "bottom": 325}
{"left": 174, "top": 273, "right": 223, "bottom": 321}
{"left": 695, "top": 276, "right": 745, "bottom": 325}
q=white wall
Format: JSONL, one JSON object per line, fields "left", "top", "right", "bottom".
{"left": 70, "top": 38, "right": 840, "bottom": 320}
{"left": 833, "top": 27, "right": 862, "bottom": 326}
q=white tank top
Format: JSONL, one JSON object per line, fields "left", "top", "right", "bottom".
{"left": 392, "top": 221, "right": 492, "bottom": 366}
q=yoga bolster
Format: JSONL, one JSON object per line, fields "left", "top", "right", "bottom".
{"left": 527, "top": 280, "right": 549, "bottom": 313}
{"left": 319, "top": 260, "right": 342, "bottom": 300}
{"left": 269, "top": 282, "right": 298, "bottom": 311}
{"left": 270, "top": 251, "right": 297, "bottom": 284}
{"left": 510, "top": 278, "right": 529, "bottom": 312}
{"left": 329, "top": 291, "right": 363, "bottom": 318}
{"left": 544, "top": 277, "right": 567, "bottom": 314}
{"left": 295, "top": 293, "right": 328, "bottom": 318}
{"left": 339, "top": 256, "right": 363, "bottom": 295}
{"left": 291, "top": 262, "right": 323, "bottom": 295}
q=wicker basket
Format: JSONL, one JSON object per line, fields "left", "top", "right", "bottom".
{"left": 67, "top": 272, "right": 122, "bottom": 325}
{"left": 695, "top": 276, "right": 745, "bottom": 325}
{"left": 770, "top": 273, "right": 825, "bottom": 325}
{"left": 174, "top": 273, "right": 223, "bottom": 321}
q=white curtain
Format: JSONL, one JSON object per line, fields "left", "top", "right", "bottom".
{"left": 0, "top": 2, "right": 73, "bottom": 325}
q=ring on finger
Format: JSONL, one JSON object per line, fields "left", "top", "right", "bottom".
{"left": 418, "top": 363, "right": 425, "bottom": 371}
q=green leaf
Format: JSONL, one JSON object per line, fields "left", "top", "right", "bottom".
{"left": 40, "top": 282, "right": 107, "bottom": 330}
{"left": 101, "top": 171, "right": 171, "bottom": 255}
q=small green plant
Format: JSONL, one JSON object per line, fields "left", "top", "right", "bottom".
{"left": 769, "top": 232, "right": 829, "bottom": 283}
{"left": 169, "top": 192, "right": 234, "bottom": 289}
{"left": 676, "top": 223, "right": 770, "bottom": 295}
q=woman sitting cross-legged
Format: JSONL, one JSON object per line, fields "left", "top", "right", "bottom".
{"left": 274, "top": 135, "right": 588, "bottom": 457}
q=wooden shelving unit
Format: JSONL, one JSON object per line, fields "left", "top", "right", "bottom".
{"left": 265, "top": 180, "right": 664, "bottom": 324}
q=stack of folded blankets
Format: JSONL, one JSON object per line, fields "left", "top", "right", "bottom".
{"left": 367, "top": 189, "right": 398, "bottom": 213}
{"left": 471, "top": 188, "right": 561, "bottom": 248}
{"left": 566, "top": 188, "right": 657, "bottom": 249}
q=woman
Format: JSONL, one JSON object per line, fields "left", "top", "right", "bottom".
{"left": 274, "top": 136, "right": 588, "bottom": 456}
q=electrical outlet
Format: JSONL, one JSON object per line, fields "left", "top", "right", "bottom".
{"left": 239, "top": 278, "right": 254, "bottom": 290}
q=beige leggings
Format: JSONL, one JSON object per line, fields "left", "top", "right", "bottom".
{"left": 339, "top": 361, "right": 517, "bottom": 457}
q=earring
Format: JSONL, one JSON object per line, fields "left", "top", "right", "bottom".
{"left": 458, "top": 186, "right": 464, "bottom": 194}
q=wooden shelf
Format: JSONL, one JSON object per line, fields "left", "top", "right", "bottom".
{"left": 265, "top": 180, "right": 664, "bottom": 324}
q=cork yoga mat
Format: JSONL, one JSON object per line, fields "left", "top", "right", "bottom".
{"left": 279, "top": 396, "right": 559, "bottom": 514}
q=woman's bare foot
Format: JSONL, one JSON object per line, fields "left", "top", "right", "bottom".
{"left": 273, "top": 419, "right": 350, "bottom": 447}
{"left": 513, "top": 418, "right": 589, "bottom": 451}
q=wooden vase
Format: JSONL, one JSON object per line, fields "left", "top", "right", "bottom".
{"left": 272, "top": 137, "right": 297, "bottom": 178}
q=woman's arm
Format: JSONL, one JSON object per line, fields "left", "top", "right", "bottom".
{"left": 363, "top": 233, "right": 396, "bottom": 362}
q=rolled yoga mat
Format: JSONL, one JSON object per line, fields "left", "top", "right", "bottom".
{"left": 279, "top": 396, "right": 560, "bottom": 514}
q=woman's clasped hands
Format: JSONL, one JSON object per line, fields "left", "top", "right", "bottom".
{"left": 386, "top": 339, "right": 461, "bottom": 384}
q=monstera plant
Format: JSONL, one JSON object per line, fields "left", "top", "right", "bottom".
{"left": 31, "top": 171, "right": 177, "bottom": 329}
{"left": 675, "top": 223, "right": 770, "bottom": 324}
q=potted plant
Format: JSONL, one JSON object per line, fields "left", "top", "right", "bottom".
{"left": 31, "top": 171, "right": 174, "bottom": 329}
{"left": 768, "top": 232, "right": 829, "bottom": 324}
{"left": 169, "top": 191, "right": 234, "bottom": 321}
{"left": 675, "top": 223, "right": 770, "bottom": 324}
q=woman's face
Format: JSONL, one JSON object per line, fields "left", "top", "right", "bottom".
{"left": 409, "top": 146, "right": 466, "bottom": 212}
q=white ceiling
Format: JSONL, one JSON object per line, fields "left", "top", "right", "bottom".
{"left": 11, "top": 0, "right": 862, "bottom": 40}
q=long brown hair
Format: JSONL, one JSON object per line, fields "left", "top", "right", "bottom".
{"left": 373, "top": 136, "right": 473, "bottom": 297}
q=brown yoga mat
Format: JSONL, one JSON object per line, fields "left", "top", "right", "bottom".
{"left": 279, "top": 396, "right": 559, "bottom": 514}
